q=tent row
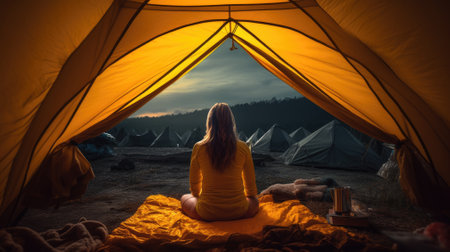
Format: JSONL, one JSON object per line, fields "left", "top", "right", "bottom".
{"left": 247, "top": 121, "right": 384, "bottom": 171}
{"left": 99, "top": 121, "right": 385, "bottom": 172}
{"left": 282, "top": 121, "right": 383, "bottom": 171}
{"left": 111, "top": 127, "right": 203, "bottom": 148}
{"left": 246, "top": 125, "right": 311, "bottom": 151}
{"left": 111, "top": 124, "right": 311, "bottom": 150}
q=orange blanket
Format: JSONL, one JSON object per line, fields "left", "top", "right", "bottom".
{"left": 102, "top": 195, "right": 383, "bottom": 251}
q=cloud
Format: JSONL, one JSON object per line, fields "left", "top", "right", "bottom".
{"left": 135, "top": 112, "right": 171, "bottom": 118}
{"left": 132, "top": 41, "right": 302, "bottom": 117}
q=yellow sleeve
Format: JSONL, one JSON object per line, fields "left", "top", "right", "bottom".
{"left": 242, "top": 145, "right": 257, "bottom": 197}
{"left": 189, "top": 143, "right": 202, "bottom": 197}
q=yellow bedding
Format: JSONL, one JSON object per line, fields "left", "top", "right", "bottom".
{"left": 102, "top": 194, "right": 372, "bottom": 251}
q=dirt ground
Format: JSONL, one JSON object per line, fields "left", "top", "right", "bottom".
{"left": 18, "top": 147, "right": 436, "bottom": 248}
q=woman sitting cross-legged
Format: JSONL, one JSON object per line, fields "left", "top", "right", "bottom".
{"left": 181, "top": 103, "right": 259, "bottom": 221}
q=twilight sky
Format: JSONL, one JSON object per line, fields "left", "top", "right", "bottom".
{"left": 132, "top": 40, "right": 302, "bottom": 117}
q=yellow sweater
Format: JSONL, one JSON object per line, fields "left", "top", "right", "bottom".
{"left": 190, "top": 140, "right": 257, "bottom": 221}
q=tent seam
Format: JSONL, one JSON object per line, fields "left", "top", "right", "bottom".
{"left": 289, "top": 0, "right": 407, "bottom": 144}
{"left": 1, "top": 0, "right": 122, "bottom": 224}
{"left": 42, "top": 0, "right": 151, "bottom": 168}
{"left": 234, "top": 22, "right": 384, "bottom": 139}
{"left": 34, "top": 19, "right": 231, "bottom": 127}
{"left": 102, "top": 19, "right": 229, "bottom": 72}
{"left": 144, "top": 2, "right": 302, "bottom": 9}
{"left": 289, "top": 0, "right": 437, "bottom": 176}
{"left": 83, "top": 22, "right": 229, "bottom": 128}
{"left": 5, "top": 0, "right": 150, "bottom": 225}
{"left": 75, "top": 35, "right": 229, "bottom": 144}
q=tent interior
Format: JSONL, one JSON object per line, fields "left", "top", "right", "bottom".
{"left": 1, "top": 0, "right": 449, "bottom": 250}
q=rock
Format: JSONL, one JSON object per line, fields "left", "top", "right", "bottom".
{"left": 111, "top": 158, "right": 135, "bottom": 171}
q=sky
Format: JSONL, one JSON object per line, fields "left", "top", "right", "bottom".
{"left": 132, "top": 39, "right": 302, "bottom": 118}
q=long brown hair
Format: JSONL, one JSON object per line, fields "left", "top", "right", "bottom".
{"left": 200, "top": 103, "right": 237, "bottom": 171}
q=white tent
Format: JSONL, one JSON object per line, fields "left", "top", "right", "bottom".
{"left": 246, "top": 128, "right": 264, "bottom": 147}
{"left": 118, "top": 130, "right": 156, "bottom": 147}
{"left": 180, "top": 130, "right": 192, "bottom": 146}
{"left": 283, "top": 120, "right": 382, "bottom": 171}
{"left": 183, "top": 128, "right": 204, "bottom": 148}
{"left": 238, "top": 131, "right": 248, "bottom": 141}
{"left": 289, "top": 127, "right": 310, "bottom": 142}
{"left": 151, "top": 127, "right": 182, "bottom": 147}
{"left": 252, "top": 124, "right": 294, "bottom": 153}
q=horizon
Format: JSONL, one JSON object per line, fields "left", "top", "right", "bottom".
{"left": 133, "top": 96, "right": 303, "bottom": 119}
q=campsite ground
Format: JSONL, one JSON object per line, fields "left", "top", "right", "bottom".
{"left": 18, "top": 147, "right": 435, "bottom": 248}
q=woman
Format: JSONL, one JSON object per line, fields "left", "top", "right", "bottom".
{"left": 180, "top": 103, "right": 259, "bottom": 221}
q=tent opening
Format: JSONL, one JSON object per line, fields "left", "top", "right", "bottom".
{"left": 1, "top": 1, "right": 449, "bottom": 240}
{"left": 16, "top": 37, "right": 395, "bottom": 233}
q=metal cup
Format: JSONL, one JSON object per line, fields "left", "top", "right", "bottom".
{"left": 330, "top": 186, "right": 352, "bottom": 214}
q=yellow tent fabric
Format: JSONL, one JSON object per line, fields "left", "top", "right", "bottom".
{"left": 102, "top": 194, "right": 370, "bottom": 251}
{"left": 0, "top": 0, "right": 449, "bottom": 221}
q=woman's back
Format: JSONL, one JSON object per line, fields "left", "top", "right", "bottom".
{"left": 181, "top": 102, "right": 259, "bottom": 221}
{"left": 190, "top": 140, "right": 257, "bottom": 221}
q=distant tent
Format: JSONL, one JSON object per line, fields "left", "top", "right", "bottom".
{"left": 134, "top": 128, "right": 147, "bottom": 135}
{"left": 184, "top": 128, "right": 204, "bottom": 148}
{"left": 180, "top": 130, "right": 192, "bottom": 145}
{"left": 115, "top": 128, "right": 128, "bottom": 142}
{"left": 78, "top": 143, "right": 115, "bottom": 161}
{"left": 176, "top": 132, "right": 182, "bottom": 142}
{"left": 252, "top": 124, "right": 294, "bottom": 153}
{"left": 83, "top": 132, "right": 117, "bottom": 147}
{"left": 129, "top": 128, "right": 138, "bottom": 136}
{"left": 289, "top": 127, "right": 311, "bottom": 142}
{"left": 246, "top": 128, "right": 265, "bottom": 147}
{"left": 107, "top": 127, "right": 119, "bottom": 137}
{"left": 118, "top": 136, "right": 132, "bottom": 147}
{"left": 238, "top": 131, "right": 248, "bottom": 141}
{"left": 137, "top": 130, "right": 157, "bottom": 146}
{"left": 78, "top": 132, "right": 117, "bottom": 160}
{"left": 151, "top": 127, "right": 182, "bottom": 147}
{"left": 118, "top": 130, "right": 156, "bottom": 147}
{"left": 283, "top": 120, "right": 382, "bottom": 171}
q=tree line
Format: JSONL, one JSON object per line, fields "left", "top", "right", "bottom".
{"left": 115, "top": 97, "right": 340, "bottom": 136}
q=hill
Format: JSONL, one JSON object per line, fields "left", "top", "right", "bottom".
{"left": 115, "top": 97, "right": 337, "bottom": 135}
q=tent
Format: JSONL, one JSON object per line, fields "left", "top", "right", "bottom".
{"left": 289, "top": 127, "right": 311, "bottom": 142}
{"left": 183, "top": 128, "right": 204, "bottom": 148}
{"left": 128, "top": 128, "right": 138, "bottom": 136}
{"left": 252, "top": 124, "right": 294, "bottom": 153}
{"left": 246, "top": 128, "right": 265, "bottom": 147}
{"left": 107, "top": 127, "right": 119, "bottom": 137}
{"left": 78, "top": 143, "right": 116, "bottom": 161}
{"left": 283, "top": 120, "right": 383, "bottom": 171}
{"left": 117, "top": 135, "right": 133, "bottom": 147}
{"left": 118, "top": 130, "right": 156, "bottom": 147}
{"left": 151, "top": 127, "right": 182, "bottom": 147}
{"left": 83, "top": 132, "right": 117, "bottom": 147}
{"left": 1, "top": 0, "right": 449, "bottom": 221}
{"left": 238, "top": 131, "right": 248, "bottom": 141}
{"left": 180, "top": 130, "right": 192, "bottom": 146}
{"left": 78, "top": 132, "right": 117, "bottom": 160}
{"left": 114, "top": 128, "right": 129, "bottom": 142}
